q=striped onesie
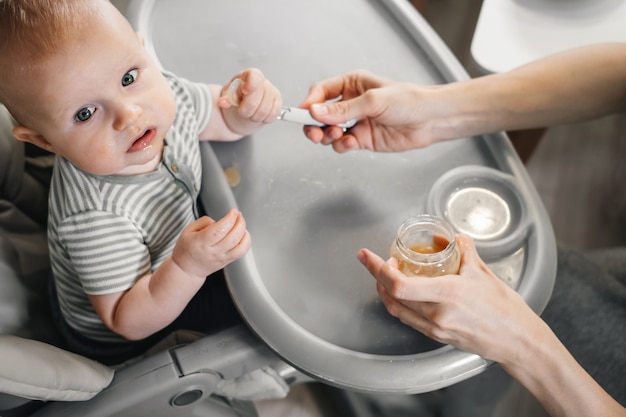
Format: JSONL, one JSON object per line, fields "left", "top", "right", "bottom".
{"left": 48, "top": 72, "right": 211, "bottom": 343}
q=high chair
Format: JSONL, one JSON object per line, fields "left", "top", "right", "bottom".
{"left": 0, "top": 1, "right": 558, "bottom": 416}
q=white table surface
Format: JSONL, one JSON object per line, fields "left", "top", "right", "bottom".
{"left": 471, "top": 0, "right": 626, "bottom": 73}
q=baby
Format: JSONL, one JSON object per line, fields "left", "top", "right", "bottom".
{"left": 0, "top": 0, "right": 282, "bottom": 363}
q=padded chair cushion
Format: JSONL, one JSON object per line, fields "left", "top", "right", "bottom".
{"left": 0, "top": 335, "right": 114, "bottom": 401}
{"left": 0, "top": 237, "right": 29, "bottom": 335}
{"left": 1, "top": 107, "right": 60, "bottom": 343}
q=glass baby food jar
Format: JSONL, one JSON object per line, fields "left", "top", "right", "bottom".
{"left": 389, "top": 214, "right": 460, "bottom": 277}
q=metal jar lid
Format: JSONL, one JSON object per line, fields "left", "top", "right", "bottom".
{"left": 426, "top": 165, "right": 530, "bottom": 260}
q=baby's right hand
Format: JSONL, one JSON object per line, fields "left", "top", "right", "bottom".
{"left": 172, "top": 208, "right": 251, "bottom": 279}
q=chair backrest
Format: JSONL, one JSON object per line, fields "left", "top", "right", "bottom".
{"left": 0, "top": 105, "right": 57, "bottom": 342}
{"left": 1, "top": 107, "right": 115, "bottom": 415}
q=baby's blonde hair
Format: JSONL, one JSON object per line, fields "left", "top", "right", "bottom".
{"left": 0, "top": 0, "right": 103, "bottom": 121}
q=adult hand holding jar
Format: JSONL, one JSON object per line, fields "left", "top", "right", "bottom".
{"left": 358, "top": 234, "right": 622, "bottom": 417}
{"left": 359, "top": 234, "right": 528, "bottom": 364}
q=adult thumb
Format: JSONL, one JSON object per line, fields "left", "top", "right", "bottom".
{"left": 311, "top": 97, "right": 362, "bottom": 126}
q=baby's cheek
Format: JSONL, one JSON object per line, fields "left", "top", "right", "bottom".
{"left": 97, "top": 142, "right": 116, "bottom": 159}
{"left": 87, "top": 142, "right": 118, "bottom": 173}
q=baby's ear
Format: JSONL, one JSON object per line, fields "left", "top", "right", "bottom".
{"left": 12, "top": 125, "right": 55, "bottom": 153}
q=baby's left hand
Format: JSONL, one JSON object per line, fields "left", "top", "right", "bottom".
{"left": 218, "top": 68, "right": 282, "bottom": 124}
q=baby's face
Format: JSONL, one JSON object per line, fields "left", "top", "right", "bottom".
{"left": 22, "top": 2, "right": 176, "bottom": 176}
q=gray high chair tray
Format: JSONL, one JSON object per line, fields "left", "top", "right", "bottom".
{"left": 126, "top": 0, "right": 557, "bottom": 394}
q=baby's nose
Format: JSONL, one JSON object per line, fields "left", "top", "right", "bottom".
{"left": 113, "top": 102, "right": 142, "bottom": 132}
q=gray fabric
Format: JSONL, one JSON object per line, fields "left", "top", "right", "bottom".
{"left": 0, "top": 107, "right": 58, "bottom": 343}
{"left": 585, "top": 247, "right": 626, "bottom": 288}
{"left": 542, "top": 246, "right": 626, "bottom": 406}
{"left": 0, "top": 236, "right": 30, "bottom": 336}
{"left": 0, "top": 108, "right": 51, "bottom": 229}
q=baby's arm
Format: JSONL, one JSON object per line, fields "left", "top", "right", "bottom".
{"left": 89, "top": 209, "right": 250, "bottom": 340}
{"left": 198, "top": 68, "right": 282, "bottom": 141}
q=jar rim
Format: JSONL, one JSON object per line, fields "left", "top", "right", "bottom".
{"left": 395, "top": 214, "right": 457, "bottom": 261}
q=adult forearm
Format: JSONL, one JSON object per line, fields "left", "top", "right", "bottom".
{"left": 501, "top": 320, "right": 625, "bottom": 417}
{"left": 430, "top": 43, "right": 626, "bottom": 140}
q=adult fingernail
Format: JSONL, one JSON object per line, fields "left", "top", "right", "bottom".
{"left": 311, "top": 103, "right": 328, "bottom": 116}
{"left": 356, "top": 250, "right": 366, "bottom": 265}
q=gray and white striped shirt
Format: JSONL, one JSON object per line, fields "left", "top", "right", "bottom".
{"left": 48, "top": 72, "right": 211, "bottom": 342}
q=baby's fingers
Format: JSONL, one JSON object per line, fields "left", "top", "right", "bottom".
{"left": 197, "top": 209, "right": 242, "bottom": 245}
{"left": 236, "top": 69, "right": 281, "bottom": 115}
{"left": 218, "top": 211, "right": 250, "bottom": 250}
{"left": 226, "top": 230, "right": 251, "bottom": 260}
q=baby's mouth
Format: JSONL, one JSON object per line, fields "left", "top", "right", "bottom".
{"left": 128, "top": 128, "right": 157, "bottom": 153}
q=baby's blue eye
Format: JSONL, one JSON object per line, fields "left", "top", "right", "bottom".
{"left": 122, "top": 69, "right": 138, "bottom": 87}
{"left": 75, "top": 106, "right": 96, "bottom": 122}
